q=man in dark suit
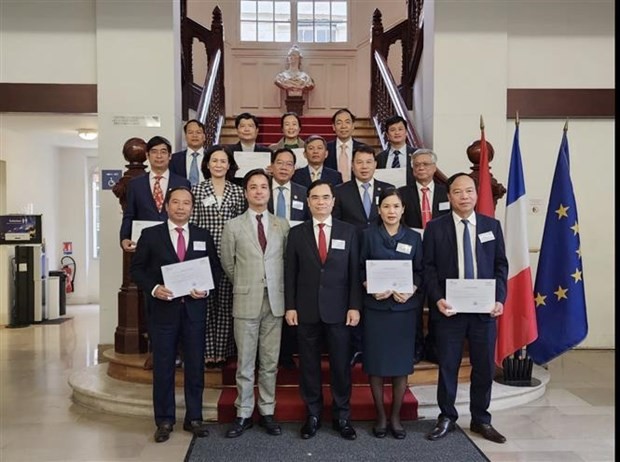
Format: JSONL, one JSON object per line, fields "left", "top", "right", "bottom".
{"left": 267, "top": 148, "right": 308, "bottom": 370}
{"left": 285, "top": 180, "right": 362, "bottom": 441}
{"left": 268, "top": 148, "right": 309, "bottom": 223}
{"left": 120, "top": 136, "right": 191, "bottom": 252}
{"left": 333, "top": 144, "right": 393, "bottom": 365}
{"left": 423, "top": 173, "right": 508, "bottom": 445}
{"left": 325, "top": 109, "right": 364, "bottom": 180}
{"left": 169, "top": 119, "right": 207, "bottom": 187}
{"left": 376, "top": 115, "right": 417, "bottom": 186}
{"left": 398, "top": 148, "right": 451, "bottom": 364}
{"left": 227, "top": 112, "right": 273, "bottom": 154}
{"left": 131, "top": 187, "right": 222, "bottom": 443}
{"left": 292, "top": 135, "right": 343, "bottom": 188}
{"left": 333, "top": 144, "right": 394, "bottom": 230}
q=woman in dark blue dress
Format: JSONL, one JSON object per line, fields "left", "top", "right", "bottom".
{"left": 360, "top": 188, "right": 423, "bottom": 439}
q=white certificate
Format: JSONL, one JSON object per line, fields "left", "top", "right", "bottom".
{"left": 292, "top": 148, "right": 307, "bottom": 169}
{"left": 233, "top": 151, "right": 271, "bottom": 177}
{"left": 445, "top": 279, "right": 496, "bottom": 313}
{"left": 374, "top": 167, "right": 407, "bottom": 188}
{"left": 131, "top": 220, "right": 163, "bottom": 243}
{"left": 366, "top": 260, "right": 414, "bottom": 293}
{"left": 289, "top": 220, "right": 304, "bottom": 228}
{"left": 161, "top": 256, "right": 214, "bottom": 298}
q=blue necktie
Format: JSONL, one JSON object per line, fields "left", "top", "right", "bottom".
{"left": 362, "top": 183, "right": 372, "bottom": 218}
{"left": 189, "top": 152, "right": 200, "bottom": 186}
{"left": 276, "top": 186, "right": 286, "bottom": 218}
{"left": 462, "top": 219, "right": 474, "bottom": 279}
{"left": 391, "top": 150, "right": 401, "bottom": 168}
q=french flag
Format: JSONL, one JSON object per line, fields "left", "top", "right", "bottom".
{"left": 495, "top": 124, "right": 538, "bottom": 366}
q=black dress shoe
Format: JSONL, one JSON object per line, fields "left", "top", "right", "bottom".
{"left": 350, "top": 351, "right": 363, "bottom": 366}
{"left": 388, "top": 424, "right": 406, "bottom": 439}
{"left": 470, "top": 422, "right": 506, "bottom": 444}
{"left": 225, "top": 417, "right": 253, "bottom": 438}
{"left": 372, "top": 425, "right": 387, "bottom": 438}
{"left": 332, "top": 418, "right": 357, "bottom": 440}
{"left": 426, "top": 417, "right": 455, "bottom": 441}
{"left": 154, "top": 423, "right": 173, "bottom": 443}
{"left": 300, "top": 415, "right": 321, "bottom": 439}
{"left": 183, "top": 420, "right": 209, "bottom": 437}
{"left": 259, "top": 415, "right": 282, "bottom": 436}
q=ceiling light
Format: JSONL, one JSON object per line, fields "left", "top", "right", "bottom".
{"left": 77, "top": 129, "right": 98, "bottom": 141}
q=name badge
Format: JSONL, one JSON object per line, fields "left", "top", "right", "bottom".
{"left": 438, "top": 201, "right": 450, "bottom": 211}
{"left": 396, "top": 243, "right": 412, "bottom": 254}
{"left": 331, "top": 239, "right": 346, "bottom": 250}
{"left": 292, "top": 200, "right": 304, "bottom": 210}
{"left": 375, "top": 196, "right": 379, "bottom": 205}
{"left": 193, "top": 241, "right": 206, "bottom": 251}
{"left": 202, "top": 195, "right": 217, "bottom": 207}
{"left": 478, "top": 231, "right": 495, "bottom": 243}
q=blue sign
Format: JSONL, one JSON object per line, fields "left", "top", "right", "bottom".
{"left": 102, "top": 170, "right": 123, "bottom": 190}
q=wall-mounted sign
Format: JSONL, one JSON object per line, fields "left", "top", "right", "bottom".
{"left": 63, "top": 242, "right": 73, "bottom": 255}
{"left": 112, "top": 115, "right": 161, "bottom": 127}
{"left": 102, "top": 170, "right": 122, "bottom": 190}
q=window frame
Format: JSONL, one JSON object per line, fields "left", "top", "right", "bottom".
{"left": 238, "top": 0, "right": 350, "bottom": 46}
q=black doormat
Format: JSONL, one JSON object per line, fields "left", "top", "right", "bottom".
{"left": 184, "top": 419, "right": 489, "bottom": 462}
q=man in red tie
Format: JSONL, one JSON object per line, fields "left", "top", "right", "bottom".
{"left": 284, "top": 180, "right": 362, "bottom": 441}
{"left": 220, "top": 169, "right": 290, "bottom": 439}
{"left": 131, "top": 187, "right": 222, "bottom": 443}
{"left": 120, "top": 136, "right": 190, "bottom": 252}
{"left": 398, "top": 148, "right": 451, "bottom": 364}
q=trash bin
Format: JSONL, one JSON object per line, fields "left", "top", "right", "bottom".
{"left": 48, "top": 270, "right": 67, "bottom": 317}
{"left": 47, "top": 274, "right": 60, "bottom": 320}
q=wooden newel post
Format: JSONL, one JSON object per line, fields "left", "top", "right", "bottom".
{"left": 466, "top": 139, "right": 507, "bottom": 208}
{"left": 112, "top": 137, "right": 149, "bottom": 354}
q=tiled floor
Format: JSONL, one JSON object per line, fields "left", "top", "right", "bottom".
{"left": 0, "top": 305, "right": 614, "bottom": 461}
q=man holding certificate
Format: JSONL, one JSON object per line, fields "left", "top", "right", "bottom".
{"left": 220, "top": 169, "right": 290, "bottom": 438}
{"left": 423, "top": 173, "right": 508, "bottom": 444}
{"left": 131, "top": 187, "right": 222, "bottom": 443}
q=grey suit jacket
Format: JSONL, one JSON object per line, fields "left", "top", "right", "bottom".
{"left": 220, "top": 210, "right": 290, "bottom": 319}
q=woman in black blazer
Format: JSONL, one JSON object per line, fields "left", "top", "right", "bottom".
{"left": 359, "top": 188, "right": 423, "bottom": 439}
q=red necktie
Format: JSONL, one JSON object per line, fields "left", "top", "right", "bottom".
{"left": 318, "top": 223, "right": 327, "bottom": 264}
{"left": 421, "top": 187, "right": 432, "bottom": 228}
{"left": 256, "top": 214, "right": 267, "bottom": 253}
{"left": 153, "top": 175, "right": 164, "bottom": 212}
{"left": 175, "top": 227, "right": 186, "bottom": 261}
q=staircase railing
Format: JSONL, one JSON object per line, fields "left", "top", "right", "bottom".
{"left": 181, "top": 4, "right": 225, "bottom": 145}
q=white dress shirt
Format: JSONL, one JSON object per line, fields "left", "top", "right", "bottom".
{"left": 312, "top": 215, "right": 332, "bottom": 247}
{"left": 185, "top": 147, "right": 205, "bottom": 183}
{"left": 386, "top": 144, "right": 407, "bottom": 168}
{"left": 248, "top": 208, "right": 270, "bottom": 240}
{"left": 149, "top": 170, "right": 170, "bottom": 195}
{"left": 272, "top": 181, "right": 291, "bottom": 220}
{"left": 416, "top": 180, "right": 435, "bottom": 212}
{"left": 452, "top": 211, "right": 478, "bottom": 279}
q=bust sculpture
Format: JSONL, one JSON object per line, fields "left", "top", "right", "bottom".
{"left": 274, "top": 45, "right": 315, "bottom": 96}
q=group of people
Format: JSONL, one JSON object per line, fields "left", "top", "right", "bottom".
{"left": 121, "top": 108, "right": 509, "bottom": 447}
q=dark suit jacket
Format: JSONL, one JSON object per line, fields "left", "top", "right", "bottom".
{"left": 130, "top": 222, "right": 222, "bottom": 324}
{"left": 422, "top": 213, "right": 508, "bottom": 320}
{"left": 285, "top": 218, "right": 363, "bottom": 324}
{"left": 292, "top": 166, "right": 343, "bottom": 189}
{"left": 325, "top": 138, "right": 364, "bottom": 171}
{"left": 268, "top": 181, "right": 309, "bottom": 221}
{"left": 227, "top": 142, "right": 272, "bottom": 153}
{"left": 119, "top": 173, "right": 191, "bottom": 242}
{"left": 333, "top": 179, "right": 394, "bottom": 230}
{"left": 376, "top": 145, "right": 416, "bottom": 186}
{"left": 398, "top": 181, "right": 450, "bottom": 229}
{"left": 169, "top": 150, "right": 188, "bottom": 179}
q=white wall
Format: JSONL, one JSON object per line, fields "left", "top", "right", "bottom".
{"left": 0, "top": 0, "right": 97, "bottom": 83}
{"left": 422, "top": 0, "right": 615, "bottom": 348}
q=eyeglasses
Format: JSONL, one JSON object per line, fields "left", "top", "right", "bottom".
{"left": 274, "top": 161, "right": 295, "bottom": 168}
{"left": 413, "top": 162, "right": 435, "bottom": 168}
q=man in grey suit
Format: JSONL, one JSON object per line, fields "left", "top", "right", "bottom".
{"left": 220, "top": 169, "right": 290, "bottom": 438}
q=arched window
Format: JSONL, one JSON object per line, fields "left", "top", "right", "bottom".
{"left": 240, "top": 1, "right": 348, "bottom": 43}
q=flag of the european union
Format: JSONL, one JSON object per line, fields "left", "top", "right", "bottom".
{"left": 527, "top": 130, "right": 587, "bottom": 365}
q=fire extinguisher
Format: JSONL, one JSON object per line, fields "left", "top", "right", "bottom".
{"left": 61, "top": 256, "right": 76, "bottom": 294}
